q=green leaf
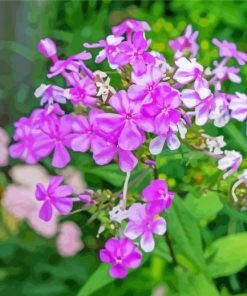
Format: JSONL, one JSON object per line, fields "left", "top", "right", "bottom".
{"left": 184, "top": 191, "right": 223, "bottom": 221}
{"left": 166, "top": 196, "right": 206, "bottom": 272}
{"left": 77, "top": 254, "right": 150, "bottom": 296}
{"left": 84, "top": 164, "right": 125, "bottom": 187}
{"left": 174, "top": 269, "right": 220, "bottom": 296}
{"left": 206, "top": 233, "right": 247, "bottom": 278}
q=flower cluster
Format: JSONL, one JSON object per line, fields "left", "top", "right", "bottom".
{"left": 8, "top": 19, "right": 247, "bottom": 278}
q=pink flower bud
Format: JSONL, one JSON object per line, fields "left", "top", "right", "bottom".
{"left": 38, "top": 38, "right": 57, "bottom": 59}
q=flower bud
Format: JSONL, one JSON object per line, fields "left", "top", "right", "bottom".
{"left": 38, "top": 38, "right": 57, "bottom": 59}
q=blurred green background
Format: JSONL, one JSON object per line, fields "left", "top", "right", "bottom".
{"left": 0, "top": 1, "right": 247, "bottom": 296}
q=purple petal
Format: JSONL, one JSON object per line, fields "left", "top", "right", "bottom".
{"left": 71, "top": 134, "right": 91, "bottom": 152}
{"left": 39, "top": 200, "right": 53, "bottom": 222}
{"left": 124, "top": 252, "right": 142, "bottom": 269}
{"left": 110, "top": 264, "right": 127, "bottom": 278}
{"left": 118, "top": 121, "right": 144, "bottom": 151}
{"left": 35, "top": 183, "right": 47, "bottom": 201}
{"left": 99, "top": 249, "right": 113, "bottom": 263}
{"left": 52, "top": 142, "right": 70, "bottom": 168}
{"left": 140, "top": 231, "right": 155, "bottom": 253}
{"left": 124, "top": 221, "right": 143, "bottom": 239}
{"left": 53, "top": 185, "right": 73, "bottom": 197}
{"left": 118, "top": 149, "right": 138, "bottom": 172}
{"left": 149, "top": 135, "right": 166, "bottom": 155}
{"left": 152, "top": 217, "right": 166, "bottom": 235}
{"left": 52, "top": 197, "right": 73, "bottom": 215}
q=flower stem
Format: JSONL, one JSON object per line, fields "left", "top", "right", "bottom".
{"left": 120, "top": 171, "right": 131, "bottom": 210}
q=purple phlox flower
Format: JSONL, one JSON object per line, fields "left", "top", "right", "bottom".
{"left": 33, "top": 115, "right": 74, "bottom": 168}
{"left": 141, "top": 84, "right": 181, "bottom": 135}
{"left": 169, "top": 24, "right": 199, "bottom": 58}
{"left": 112, "top": 19, "right": 151, "bottom": 37}
{"left": 91, "top": 135, "right": 138, "bottom": 172}
{"left": 142, "top": 179, "right": 174, "bottom": 215}
{"left": 99, "top": 237, "right": 142, "bottom": 278}
{"left": 149, "top": 129, "right": 181, "bottom": 155}
{"left": 208, "top": 93, "right": 230, "bottom": 127}
{"left": 84, "top": 35, "right": 124, "bottom": 67}
{"left": 229, "top": 92, "right": 247, "bottom": 122}
{"left": 64, "top": 73, "right": 97, "bottom": 106}
{"left": 35, "top": 176, "right": 73, "bottom": 221}
{"left": 128, "top": 65, "right": 166, "bottom": 103}
{"left": 48, "top": 51, "right": 92, "bottom": 78}
{"left": 218, "top": 150, "right": 242, "bottom": 179}
{"left": 9, "top": 110, "right": 45, "bottom": 164}
{"left": 124, "top": 203, "right": 166, "bottom": 252}
{"left": 211, "top": 61, "right": 241, "bottom": 86}
{"left": 174, "top": 58, "right": 210, "bottom": 99}
{"left": 113, "top": 31, "right": 155, "bottom": 76}
{"left": 96, "top": 90, "right": 153, "bottom": 151}
{"left": 212, "top": 38, "right": 247, "bottom": 65}
{"left": 38, "top": 38, "right": 57, "bottom": 61}
{"left": 34, "top": 84, "right": 67, "bottom": 107}
{"left": 70, "top": 108, "right": 104, "bottom": 153}
{"left": 181, "top": 88, "right": 215, "bottom": 126}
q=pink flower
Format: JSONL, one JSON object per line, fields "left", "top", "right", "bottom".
{"left": 149, "top": 130, "right": 181, "bottom": 154}
{"left": 174, "top": 57, "right": 203, "bottom": 84}
{"left": 84, "top": 36, "right": 124, "bottom": 67}
{"left": 112, "top": 19, "right": 151, "bottom": 37}
{"left": 64, "top": 75, "right": 97, "bottom": 106}
{"left": 99, "top": 237, "right": 142, "bottom": 278}
{"left": 9, "top": 110, "right": 45, "bottom": 164}
{"left": 34, "top": 84, "right": 67, "bottom": 106}
{"left": 96, "top": 90, "right": 150, "bottom": 151}
{"left": 3, "top": 165, "right": 58, "bottom": 238}
{"left": 128, "top": 65, "right": 166, "bottom": 103}
{"left": 34, "top": 115, "right": 73, "bottom": 168}
{"left": 218, "top": 150, "right": 242, "bottom": 179}
{"left": 113, "top": 32, "right": 155, "bottom": 75}
{"left": 38, "top": 38, "right": 57, "bottom": 60}
{"left": 56, "top": 221, "right": 84, "bottom": 257}
{"left": 212, "top": 38, "right": 247, "bottom": 65}
{"left": 142, "top": 179, "right": 174, "bottom": 214}
{"left": 48, "top": 51, "right": 92, "bottom": 78}
{"left": 229, "top": 92, "right": 247, "bottom": 122}
{"left": 71, "top": 108, "right": 104, "bottom": 153}
{"left": 0, "top": 128, "right": 10, "bottom": 167}
{"left": 211, "top": 61, "right": 241, "bottom": 86}
{"left": 35, "top": 176, "right": 73, "bottom": 221}
{"left": 124, "top": 203, "right": 166, "bottom": 252}
{"left": 169, "top": 24, "right": 199, "bottom": 58}
{"left": 92, "top": 135, "right": 138, "bottom": 172}
{"left": 181, "top": 89, "right": 215, "bottom": 126}
{"left": 141, "top": 84, "right": 181, "bottom": 135}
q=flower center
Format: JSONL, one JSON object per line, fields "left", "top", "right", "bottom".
{"left": 125, "top": 113, "right": 132, "bottom": 120}
{"left": 116, "top": 256, "right": 122, "bottom": 263}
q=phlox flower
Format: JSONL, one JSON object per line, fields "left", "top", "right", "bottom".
{"left": 9, "top": 110, "right": 45, "bottom": 164}
{"left": 169, "top": 24, "right": 199, "bottom": 58}
{"left": 38, "top": 38, "right": 57, "bottom": 61}
{"left": 48, "top": 51, "right": 92, "bottom": 78}
{"left": 112, "top": 19, "right": 151, "bottom": 37}
{"left": 64, "top": 74, "right": 97, "bottom": 106}
{"left": 99, "top": 237, "right": 142, "bottom": 278}
{"left": 70, "top": 108, "right": 104, "bottom": 153}
{"left": 141, "top": 84, "right": 181, "bottom": 135}
{"left": 142, "top": 179, "right": 174, "bottom": 215}
{"left": 35, "top": 176, "right": 73, "bottom": 221}
{"left": 229, "top": 92, "right": 247, "bottom": 122}
{"left": 124, "top": 203, "right": 166, "bottom": 252}
{"left": 34, "top": 115, "right": 74, "bottom": 168}
{"left": 56, "top": 221, "right": 84, "bottom": 257}
{"left": 34, "top": 84, "right": 67, "bottom": 106}
{"left": 181, "top": 89, "right": 215, "bottom": 126}
{"left": 208, "top": 93, "right": 230, "bottom": 127}
{"left": 96, "top": 90, "right": 152, "bottom": 151}
{"left": 91, "top": 135, "right": 138, "bottom": 172}
{"left": 218, "top": 150, "right": 242, "bottom": 179}
{"left": 205, "top": 135, "right": 226, "bottom": 155}
{"left": 128, "top": 65, "right": 166, "bottom": 103}
{"left": 113, "top": 31, "right": 155, "bottom": 76}
{"left": 84, "top": 35, "right": 124, "bottom": 67}
{"left": 94, "top": 71, "right": 116, "bottom": 102}
{"left": 211, "top": 61, "right": 241, "bottom": 86}
{"left": 212, "top": 38, "right": 247, "bottom": 65}
{"left": 3, "top": 165, "right": 58, "bottom": 238}
{"left": 174, "top": 58, "right": 210, "bottom": 99}
{"left": 109, "top": 205, "right": 128, "bottom": 224}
